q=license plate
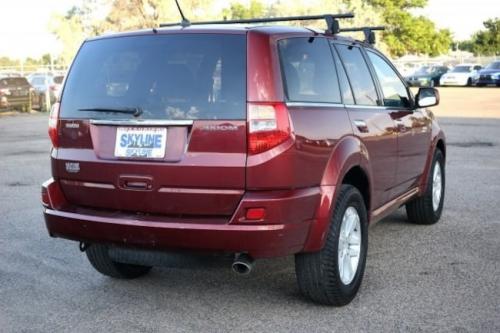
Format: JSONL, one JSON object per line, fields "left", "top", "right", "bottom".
{"left": 12, "top": 90, "right": 26, "bottom": 96}
{"left": 114, "top": 127, "right": 167, "bottom": 158}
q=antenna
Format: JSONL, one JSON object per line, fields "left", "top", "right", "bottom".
{"left": 174, "top": 0, "right": 190, "bottom": 27}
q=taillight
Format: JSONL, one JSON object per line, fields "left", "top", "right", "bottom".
{"left": 48, "top": 102, "right": 60, "bottom": 148}
{"left": 0, "top": 88, "right": 10, "bottom": 96}
{"left": 247, "top": 102, "right": 291, "bottom": 155}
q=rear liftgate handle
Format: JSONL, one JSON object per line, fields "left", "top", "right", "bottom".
{"left": 119, "top": 175, "right": 153, "bottom": 191}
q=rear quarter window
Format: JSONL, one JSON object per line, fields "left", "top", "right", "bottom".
{"left": 278, "top": 37, "right": 341, "bottom": 103}
{"left": 335, "top": 44, "right": 379, "bottom": 106}
{"left": 61, "top": 34, "right": 247, "bottom": 120}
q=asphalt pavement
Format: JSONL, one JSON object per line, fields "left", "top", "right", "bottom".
{"left": 0, "top": 113, "right": 499, "bottom": 332}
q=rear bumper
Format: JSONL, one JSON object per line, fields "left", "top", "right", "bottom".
{"left": 474, "top": 78, "right": 500, "bottom": 85}
{"left": 0, "top": 96, "right": 30, "bottom": 108}
{"left": 440, "top": 78, "right": 469, "bottom": 86}
{"left": 44, "top": 209, "right": 310, "bottom": 258}
{"left": 43, "top": 179, "right": 327, "bottom": 258}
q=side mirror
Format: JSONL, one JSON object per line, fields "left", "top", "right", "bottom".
{"left": 416, "top": 87, "right": 439, "bottom": 108}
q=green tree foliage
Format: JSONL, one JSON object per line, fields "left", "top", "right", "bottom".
{"left": 49, "top": 7, "right": 87, "bottom": 65}
{"left": 49, "top": 0, "right": 454, "bottom": 63}
{"left": 0, "top": 57, "right": 19, "bottom": 68}
{"left": 366, "top": 0, "right": 452, "bottom": 57}
{"left": 457, "top": 18, "right": 500, "bottom": 55}
{"left": 470, "top": 18, "right": 499, "bottom": 56}
{"left": 222, "top": 0, "right": 266, "bottom": 19}
{"left": 97, "top": 0, "right": 220, "bottom": 32}
{"left": 382, "top": 12, "right": 452, "bottom": 57}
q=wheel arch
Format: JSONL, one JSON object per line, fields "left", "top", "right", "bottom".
{"left": 420, "top": 128, "right": 446, "bottom": 193}
{"left": 302, "top": 136, "right": 373, "bottom": 252}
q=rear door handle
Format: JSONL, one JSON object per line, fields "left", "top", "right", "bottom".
{"left": 394, "top": 119, "right": 407, "bottom": 132}
{"left": 353, "top": 120, "right": 369, "bottom": 133}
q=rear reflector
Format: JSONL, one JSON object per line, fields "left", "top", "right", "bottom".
{"left": 48, "top": 102, "right": 60, "bottom": 148}
{"left": 247, "top": 102, "right": 291, "bottom": 155}
{"left": 245, "top": 208, "right": 266, "bottom": 220}
{"left": 41, "top": 178, "right": 67, "bottom": 209}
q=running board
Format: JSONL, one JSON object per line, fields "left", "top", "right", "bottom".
{"left": 370, "top": 187, "right": 420, "bottom": 224}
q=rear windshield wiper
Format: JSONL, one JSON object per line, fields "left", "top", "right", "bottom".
{"left": 78, "top": 107, "right": 143, "bottom": 117}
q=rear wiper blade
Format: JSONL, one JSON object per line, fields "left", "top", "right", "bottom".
{"left": 78, "top": 107, "right": 143, "bottom": 117}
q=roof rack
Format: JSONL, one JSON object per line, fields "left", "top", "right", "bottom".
{"left": 339, "top": 26, "right": 385, "bottom": 45}
{"left": 160, "top": 13, "right": 355, "bottom": 34}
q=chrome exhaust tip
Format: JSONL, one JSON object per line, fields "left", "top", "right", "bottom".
{"left": 231, "top": 253, "right": 254, "bottom": 275}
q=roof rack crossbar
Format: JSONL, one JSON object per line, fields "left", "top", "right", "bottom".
{"left": 160, "top": 13, "right": 354, "bottom": 34}
{"left": 339, "top": 26, "right": 385, "bottom": 44}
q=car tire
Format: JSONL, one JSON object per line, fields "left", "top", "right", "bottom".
{"left": 476, "top": 83, "right": 485, "bottom": 87}
{"left": 86, "top": 243, "right": 152, "bottom": 279}
{"left": 295, "top": 184, "right": 368, "bottom": 306}
{"left": 406, "top": 149, "right": 445, "bottom": 225}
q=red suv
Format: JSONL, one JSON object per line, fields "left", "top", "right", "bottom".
{"left": 42, "top": 15, "right": 446, "bottom": 306}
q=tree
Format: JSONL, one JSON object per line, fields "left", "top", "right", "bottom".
{"left": 470, "top": 18, "right": 500, "bottom": 56}
{"left": 366, "top": 0, "right": 452, "bottom": 57}
{"left": 49, "top": 0, "right": 454, "bottom": 63}
{"left": 222, "top": 0, "right": 266, "bottom": 19}
{"left": 49, "top": 8, "right": 87, "bottom": 65}
{"left": 100, "top": 0, "right": 220, "bottom": 32}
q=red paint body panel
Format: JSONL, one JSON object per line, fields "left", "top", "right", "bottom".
{"left": 43, "top": 26, "right": 446, "bottom": 259}
{"left": 44, "top": 179, "right": 320, "bottom": 258}
{"left": 55, "top": 120, "right": 246, "bottom": 216}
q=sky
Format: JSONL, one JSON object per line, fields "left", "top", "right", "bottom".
{"left": 414, "top": 0, "right": 497, "bottom": 40}
{"left": 0, "top": 0, "right": 497, "bottom": 59}
{"left": 0, "top": 0, "right": 79, "bottom": 59}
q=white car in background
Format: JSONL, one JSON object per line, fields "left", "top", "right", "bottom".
{"left": 440, "top": 64, "right": 482, "bottom": 86}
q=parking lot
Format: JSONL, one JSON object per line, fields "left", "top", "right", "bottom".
{"left": 0, "top": 87, "right": 499, "bottom": 332}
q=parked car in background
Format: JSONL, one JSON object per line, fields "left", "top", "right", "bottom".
{"left": 406, "top": 65, "right": 449, "bottom": 87}
{"left": 29, "top": 73, "right": 57, "bottom": 110}
{"left": 440, "top": 64, "right": 482, "bottom": 86}
{"left": 473, "top": 61, "right": 500, "bottom": 87}
{"left": 42, "top": 17, "right": 446, "bottom": 306}
{"left": 395, "top": 62, "right": 420, "bottom": 77}
{"left": 0, "top": 77, "right": 35, "bottom": 111}
{"left": 52, "top": 75, "right": 65, "bottom": 99}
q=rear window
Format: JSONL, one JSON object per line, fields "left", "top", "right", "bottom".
{"left": 31, "top": 77, "right": 48, "bottom": 85}
{"left": 4, "top": 78, "right": 29, "bottom": 86}
{"left": 61, "top": 34, "right": 246, "bottom": 120}
{"left": 278, "top": 37, "right": 341, "bottom": 103}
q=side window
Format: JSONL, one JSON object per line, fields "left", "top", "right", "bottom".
{"left": 331, "top": 45, "right": 355, "bottom": 104}
{"left": 335, "top": 44, "right": 378, "bottom": 106}
{"left": 367, "top": 51, "right": 411, "bottom": 108}
{"left": 278, "top": 38, "right": 341, "bottom": 103}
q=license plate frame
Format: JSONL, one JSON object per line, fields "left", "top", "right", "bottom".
{"left": 114, "top": 127, "right": 167, "bottom": 159}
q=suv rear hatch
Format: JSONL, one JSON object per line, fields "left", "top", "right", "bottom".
{"left": 54, "top": 33, "right": 247, "bottom": 217}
